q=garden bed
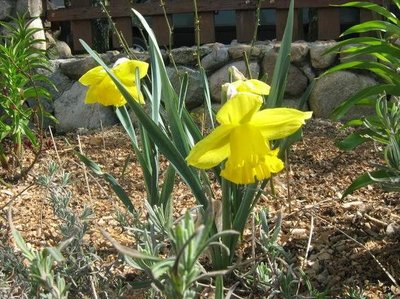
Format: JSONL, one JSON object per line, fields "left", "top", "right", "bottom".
{"left": 0, "top": 118, "right": 399, "bottom": 298}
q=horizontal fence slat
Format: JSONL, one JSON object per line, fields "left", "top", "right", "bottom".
{"left": 45, "top": 0, "right": 386, "bottom": 52}
{"left": 47, "top": 0, "right": 385, "bottom": 22}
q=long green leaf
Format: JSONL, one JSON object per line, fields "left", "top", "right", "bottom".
{"left": 324, "top": 36, "right": 383, "bottom": 55}
{"left": 266, "top": 0, "right": 294, "bottom": 108}
{"left": 336, "top": 131, "right": 369, "bottom": 151}
{"left": 133, "top": 9, "right": 191, "bottom": 157}
{"left": 178, "top": 72, "right": 189, "bottom": 116}
{"left": 324, "top": 61, "right": 400, "bottom": 84}
{"left": 342, "top": 169, "right": 393, "bottom": 198}
{"left": 76, "top": 152, "right": 135, "bottom": 213}
{"left": 200, "top": 67, "right": 215, "bottom": 129}
{"left": 339, "top": 44, "right": 400, "bottom": 63}
{"left": 330, "top": 84, "right": 399, "bottom": 120}
{"left": 338, "top": 2, "right": 398, "bottom": 25}
{"left": 341, "top": 20, "right": 400, "bottom": 37}
{"left": 79, "top": 40, "right": 209, "bottom": 209}
{"left": 159, "top": 164, "right": 176, "bottom": 206}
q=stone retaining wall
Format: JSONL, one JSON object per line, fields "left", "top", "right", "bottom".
{"left": 0, "top": 2, "right": 377, "bottom": 132}
{"left": 43, "top": 41, "right": 377, "bottom": 132}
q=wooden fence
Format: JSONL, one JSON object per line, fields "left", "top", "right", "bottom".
{"left": 44, "top": 0, "right": 382, "bottom": 52}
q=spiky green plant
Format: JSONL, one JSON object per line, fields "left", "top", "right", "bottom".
{"left": 0, "top": 15, "right": 55, "bottom": 178}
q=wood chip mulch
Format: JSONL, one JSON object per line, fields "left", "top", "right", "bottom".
{"left": 0, "top": 118, "right": 399, "bottom": 298}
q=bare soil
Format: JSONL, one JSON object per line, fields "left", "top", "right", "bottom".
{"left": 1, "top": 118, "right": 399, "bottom": 298}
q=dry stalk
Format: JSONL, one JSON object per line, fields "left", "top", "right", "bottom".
{"left": 77, "top": 135, "right": 93, "bottom": 204}
{"left": 48, "top": 126, "right": 61, "bottom": 166}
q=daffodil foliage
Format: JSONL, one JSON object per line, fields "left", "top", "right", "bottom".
{"left": 79, "top": 58, "right": 149, "bottom": 107}
{"left": 187, "top": 79, "right": 312, "bottom": 185}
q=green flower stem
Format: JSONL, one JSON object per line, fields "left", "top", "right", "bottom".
{"left": 220, "top": 178, "right": 233, "bottom": 268}
{"left": 0, "top": 144, "right": 8, "bottom": 170}
{"left": 229, "top": 183, "right": 258, "bottom": 263}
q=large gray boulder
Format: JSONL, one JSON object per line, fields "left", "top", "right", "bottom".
{"left": 290, "top": 42, "right": 310, "bottom": 64}
{"left": 262, "top": 49, "right": 308, "bottom": 97}
{"left": 171, "top": 46, "right": 211, "bottom": 65}
{"left": 309, "top": 70, "right": 378, "bottom": 119}
{"left": 228, "top": 44, "right": 262, "bottom": 60}
{"left": 167, "top": 66, "right": 204, "bottom": 109}
{"left": 54, "top": 82, "right": 118, "bottom": 132}
{"left": 59, "top": 55, "right": 112, "bottom": 80}
{"left": 32, "top": 60, "right": 74, "bottom": 118}
{"left": 28, "top": 17, "right": 46, "bottom": 50}
{"left": 16, "top": 0, "right": 42, "bottom": 18}
{"left": 208, "top": 60, "right": 260, "bottom": 102}
{"left": 0, "top": 0, "right": 13, "bottom": 20}
{"left": 201, "top": 43, "right": 229, "bottom": 71}
{"left": 309, "top": 41, "right": 337, "bottom": 69}
{"left": 48, "top": 41, "right": 73, "bottom": 59}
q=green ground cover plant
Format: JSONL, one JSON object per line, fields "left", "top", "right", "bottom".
{"left": 324, "top": 0, "right": 400, "bottom": 196}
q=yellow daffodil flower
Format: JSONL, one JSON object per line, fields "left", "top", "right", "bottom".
{"left": 186, "top": 93, "right": 312, "bottom": 184}
{"left": 79, "top": 58, "right": 149, "bottom": 107}
{"left": 222, "top": 79, "right": 270, "bottom": 103}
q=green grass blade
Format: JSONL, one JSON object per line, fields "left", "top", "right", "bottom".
{"left": 116, "top": 106, "right": 138, "bottom": 146}
{"left": 115, "top": 106, "right": 155, "bottom": 201}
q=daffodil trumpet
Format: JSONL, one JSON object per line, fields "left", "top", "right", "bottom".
{"left": 187, "top": 91, "right": 312, "bottom": 185}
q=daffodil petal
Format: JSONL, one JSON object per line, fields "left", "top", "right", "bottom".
{"left": 85, "top": 77, "right": 126, "bottom": 107}
{"left": 125, "top": 85, "right": 145, "bottom": 104}
{"left": 186, "top": 125, "right": 234, "bottom": 169}
{"left": 79, "top": 66, "right": 106, "bottom": 86}
{"left": 113, "top": 60, "right": 149, "bottom": 86}
{"left": 251, "top": 108, "right": 313, "bottom": 140}
{"left": 226, "top": 125, "right": 284, "bottom": 184}
{"left": 232, "top": 79, "right": 271, "bottom": 95}
{"left": 216, "top": 93, "right": 263, "bottom": 125}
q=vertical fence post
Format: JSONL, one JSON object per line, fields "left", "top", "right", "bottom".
{"left": 317, "top": 7, "right": 340, "bottom": 40}
{"left": 199, "top": 12, "right": 215, "bottom": 44}
{"left": 112, "top": 0, "right": 133, "bottom": 49}
{"left": 70, "top": 0, "right": 93, "bottom": 52}
{"left": 276, "top": 8, "right": 303, "bottom": 41}
{"left": 151, "top": 14, "right": 172, "bottom": 47}
{"left": 236, "top": 10, "right": 256, "bottom": 43}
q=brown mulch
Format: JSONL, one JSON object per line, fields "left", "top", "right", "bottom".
{"left": 0, "top": 118, "right": 399, "bottom": 298}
